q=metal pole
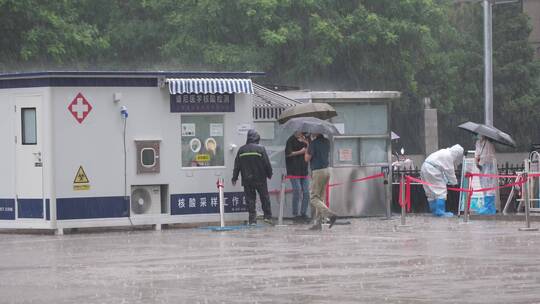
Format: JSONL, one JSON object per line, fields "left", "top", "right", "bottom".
{"left": 464, "top": 176, "right": 472, "bottom": 223}
{"left": 384, "top": 168, "right": 391, "bottom": 219}
{"left": 399, "top": 173, "right": 408, "bottom": 227}
{"left": 277, "top": 175, "right": 286, "bottom": 226}
{"left": 519, "top": 164, "right": 538, "bottom": 231}
{"left": 218, "top": 178, "right": 225, "bottom": 228}
{"left": 484, "top": 0, "right": 494, "bottom": 126}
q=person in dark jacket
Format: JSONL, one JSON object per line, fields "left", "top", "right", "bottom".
{"left": 232, "top": 129, "right": 273, "bottom": 225}
{"left": 285, "top": 131, "right": 310, "bottom": 220}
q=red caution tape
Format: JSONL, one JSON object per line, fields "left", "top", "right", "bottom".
{"left": 216, "top": 179, "right": 224, "bottom": 189}
{"left": 284, "top": 175, "right": 310, "bottom": 180}
{"left": 397, "top": 176, "right": 411, "bottom": 212}
{"left": 404, "top": 174, "right": 528, "bottom": 211}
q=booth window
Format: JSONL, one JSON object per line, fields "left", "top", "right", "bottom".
{"left": 181, "top": 115, "right": 224, "bottom": 168}
{"left": 135, "top": 140, "right": 160, "bottom": 173}
{"left": 330, "top": 103, "right": 388, "bottom": 135}
{"left": 333, "top": 137, "right": 387, "bottom": 166}
{"left": 21, "top": 108, "right": 37, "bottom": 145}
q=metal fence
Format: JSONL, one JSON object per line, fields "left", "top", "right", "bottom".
{"left": 391, "top": 162, "right": 525, "bottom": 213}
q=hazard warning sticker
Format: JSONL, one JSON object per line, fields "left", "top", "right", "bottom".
{"left": 68, "top": 92, "right": 93, "bottom": 124}
{"left": 73, "top": 166, "right": 90, "bottom": 191}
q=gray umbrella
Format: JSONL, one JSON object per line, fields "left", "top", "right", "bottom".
{"left": 277, "top": 102, "right": 337, "bottom": 124}
{"left": 280, "top": 117, "right": 341, "bottom": 135}
{"left": 458, "top": 121, "right": 516, "bottom": 148}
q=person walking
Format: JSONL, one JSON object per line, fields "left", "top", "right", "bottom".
{"left": 304, "top": 133, "right": 337, "bottom": 230}
{"left": 285, "top": 131, "right": 310, "bottom": 222}
{"left": 420, "top": 144, "right": 464, "bottom": 217}
{"left": 232, "top": 129, "right": 273, "bottom": 225}
{"left": 474, "top": 135, "right": 497, "bottom": 214}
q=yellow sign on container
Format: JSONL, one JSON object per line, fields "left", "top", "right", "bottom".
{"left": 73, "top": 166, "right": 90, "bottom": 191}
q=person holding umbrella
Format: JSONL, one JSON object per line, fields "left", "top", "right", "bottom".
{"left": 458, "top": 121, "right": 517, "bottom": 215}
{"left": 305, "top": 132, "right": 338, "bottom": 230}
{"left": 475, "top": 135, "right": 497, "bottom": 214}
{"left": 285, "top": 131, "right": 310, "bottom": 222}
{"left": 279, "top": 116, "right": 341, "bottom": 230}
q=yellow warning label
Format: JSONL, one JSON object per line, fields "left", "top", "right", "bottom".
{"left": 73, "top": 166, "right": 90, "bottom": 184}
{"left": 73, "top": 184, "right": 90, "bottom": 191}
{"left": 195, "top": 154, "right": 211, "bottom": 162}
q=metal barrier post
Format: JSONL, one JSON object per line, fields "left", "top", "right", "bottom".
{"left": 218, "top": 178, "right": 225, "bottom": 228}
{"left": 277, "top": 175, "right": 286, "bottom": 226}
{"left": 463, "top": 176, "right": 472, "bottom": 223}
{"left": 519, "top": 170, "right": 538, "bottom": 231}
{"left": 398, "top": 173, "right": 410, "bottom": 227}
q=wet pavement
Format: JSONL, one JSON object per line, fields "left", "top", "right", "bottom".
{"left": 1, "top": 215, "right": 540, "bottom": 304}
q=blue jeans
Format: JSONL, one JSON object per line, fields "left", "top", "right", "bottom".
{"left": 290, "top": 178, "right": 309, "bottom": 217}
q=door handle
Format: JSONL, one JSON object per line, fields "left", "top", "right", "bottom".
{"left": 33, "top": 152, "right": 42, "bottom": 162}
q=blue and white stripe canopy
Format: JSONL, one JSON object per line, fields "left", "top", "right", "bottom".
{"left": 167, "top": 78, "right": 254, "bottom": 95}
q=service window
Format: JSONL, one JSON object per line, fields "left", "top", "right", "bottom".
{"left": 330, "top": 103, "right": 388, "bottom": 135}
{"left": 181, "top": 115, "right": 224, "bottom": 168}
{"left": 135, "top": 140, "right": 160, "bottom": 173}
{"left": 333, "top": 137, "right": 387, "bottom": 166}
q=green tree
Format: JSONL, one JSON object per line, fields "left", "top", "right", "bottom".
{"left": 0, "top": 0, "right": 109, "bottom": 69}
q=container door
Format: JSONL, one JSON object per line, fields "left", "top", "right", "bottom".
{"left": 15, "top": 95, "right": 44, "bottom": 219}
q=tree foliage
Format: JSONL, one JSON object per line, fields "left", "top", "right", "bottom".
{"left": 0, "top": 0, "right": 538, "bottom": 149}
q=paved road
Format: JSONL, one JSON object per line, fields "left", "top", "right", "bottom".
{"left": 1, "top": 215, "right": 539, "bottom": 304}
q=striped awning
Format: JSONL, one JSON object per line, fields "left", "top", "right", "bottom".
{"left": 167, "top": 78, "right": 254, "bottom": 95}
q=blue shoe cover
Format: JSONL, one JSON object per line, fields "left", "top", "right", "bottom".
{"left": 435, "top": 199, "right": 453, "bottom": 217}
{"left": 477, "top": 196, "right": 496, "bottom": 215}
{"left": 428, "top": 200, "right": 437, "bottom": 214}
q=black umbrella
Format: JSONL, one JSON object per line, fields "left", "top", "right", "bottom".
{"left": 280, "top": 117, "right": 341, "bottom": 135}
{"left": 458, "top": 121, "right": 516, "bottom": 148}
{"left": 277, "top": 102, "right": 337, "bottom": 124}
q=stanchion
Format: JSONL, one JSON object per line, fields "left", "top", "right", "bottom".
{"left": 218, "top": 178, "right": 225, "bottom": 228}
{"left": 204, "top": 178, "right": 235, "bottom": 231}
{"left": 276, "top": 174, "right": 287, "bottom": 227}
{"left": 519, "top": 171, "right": 538, "bottom": 231}
{"left": 463, "top": 175, "right": 472, "bottom": 223}
{"left": 200, "top": 178, "right": 258, "bottom": 232}
{"left": 398, "top": 173, "right": 410, "bottom": 227}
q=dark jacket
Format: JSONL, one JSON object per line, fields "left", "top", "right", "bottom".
{"left": 232, "top": 130, "right": 273, "bottom": 186}
{"left": 285, "top": 135, "right": 308, "bottom": 176}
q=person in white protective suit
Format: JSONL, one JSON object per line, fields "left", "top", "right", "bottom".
{"left": 474, "top": 135, "right": 497, "bottom": 214}
{"left": 420, "top": 144, "right": 464, "bottom": 217}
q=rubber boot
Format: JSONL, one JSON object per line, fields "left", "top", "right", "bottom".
{"left": 476, "top": 196, "right": 496, "bottom": 215}
{"left": 436, "top": 199, "right": 453, "bottom": 217}
{"left": 428, "top": 200, "right": 437, "bottom": 215}
{"left": 484, "top": 196, "right": 496, "bottom": 215}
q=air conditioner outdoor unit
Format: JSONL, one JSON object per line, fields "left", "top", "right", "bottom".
{"left": 130, "top": 185, "right": 162, "bottom": 215}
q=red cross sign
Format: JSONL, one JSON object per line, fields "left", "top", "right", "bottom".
{"left": 68, "top": 93, "right": 93, "bottom": 124}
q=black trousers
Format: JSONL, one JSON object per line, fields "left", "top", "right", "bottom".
{"left": 244, "top": 183, "right": 272, "bottom": 220}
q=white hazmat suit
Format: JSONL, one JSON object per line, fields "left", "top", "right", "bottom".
{"left": 420, "top": 144, "right": 464, "bottom": 216}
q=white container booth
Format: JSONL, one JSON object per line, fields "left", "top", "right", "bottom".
{"left": 0, "top": 71, "right": 265, "bottom": 233}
